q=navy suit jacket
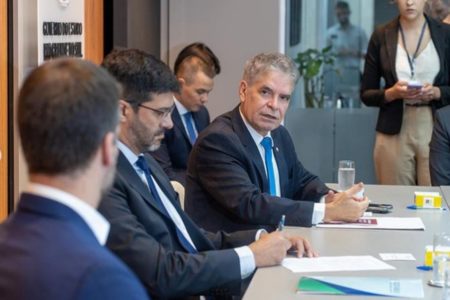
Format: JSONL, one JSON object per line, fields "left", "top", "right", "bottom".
{"left": 361, "top": 15, "right": 450, "bottom": 135}
{"left": 0, "top": 193, "right": 148, "bottom": 300}
{"left": 98, "top": 151, "right": 257, "bottom": 299}
{"left": 185, "top": 106, "right": 329, "bottom": 233}
{"left": 430, "top": 105, "right": 450, "bottom": 185}
{"left": 151, "top": 105, "right": 210, "bottom": 185}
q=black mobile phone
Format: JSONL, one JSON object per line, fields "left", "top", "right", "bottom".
{"left": 368, "top": 203, "right": 393, "bottom": 210}
{"left": 366, "top": 206, "right": 391, "bottom": 214}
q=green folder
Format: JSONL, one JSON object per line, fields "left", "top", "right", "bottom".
{"left": 298, "top": 277, "right": 345, "bottom": 294}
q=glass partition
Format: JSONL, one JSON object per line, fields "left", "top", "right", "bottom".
{"left": 286, "top": 0, "right": 398, "bottom": 109}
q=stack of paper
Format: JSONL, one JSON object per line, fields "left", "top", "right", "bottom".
{"left": 297, "top": 276, "right": 424, "bottom": 298}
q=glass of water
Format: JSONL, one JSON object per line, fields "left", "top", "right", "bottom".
{"left": 338, "top": 160, "right": 355, "bottom": 191}
{"left": 429, "top": 233, "right": 450, "bottom": 287}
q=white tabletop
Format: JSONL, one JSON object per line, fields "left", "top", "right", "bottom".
{"left": 243, "top": 185, "right": 450, "bottom": 300}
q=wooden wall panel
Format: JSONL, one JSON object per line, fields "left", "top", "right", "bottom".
{"left": 84, "top": 0, "right": 104, "bottom": 64}
{"left": 0, "top": 0, "right": 8, "bottom": 221}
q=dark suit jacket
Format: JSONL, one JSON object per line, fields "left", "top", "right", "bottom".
{"left": 185, "top": 106, "right": 330, "bottom": 233}
{"left": 151, "top": 106, "right": 210, "bottom": 185}
{"left": 430, "top": 105, "right": 450, "bottom": 185}
{"left": 98, "top": 151, "right": 257, "bottom": 299}
{"left": 361, "top": 15, "right": 450, "bottom": 135}
{"left": 0, "top": 193, "right": 148, "bottom": 300}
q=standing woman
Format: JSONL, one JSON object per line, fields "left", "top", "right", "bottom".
{"left": 361, "top": 0, "right": 450, "bottom": 185}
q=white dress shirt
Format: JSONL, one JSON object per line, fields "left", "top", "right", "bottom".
{"left": 239, "top": 109, "right": 326, "bottom": 224}
{"left": 118, "top": 141, "right": 256, "bottom": 278}
{"left": 26, "top": 183, "right": 110, "bottom": 245}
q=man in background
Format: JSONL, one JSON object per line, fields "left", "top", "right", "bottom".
{"left": 99, "top": 48, "right": 316, "bottom": 299}
{"left": 151, "top": 42, "right": 220, "bottom": 185}
{"left": 0, "top": 58, "right": 148, "bottom": 299}
{"left": 186, "top": 52, "right": 368, "bottom": 233}
{"left": 326, "top": 1, "right": 368, "bottom": 107}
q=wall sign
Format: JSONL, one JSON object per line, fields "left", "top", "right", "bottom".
{"left": 37, "top": 0, "right": 84, "bottom": 64}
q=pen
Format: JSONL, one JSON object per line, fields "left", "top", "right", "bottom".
{"left": 277, "top": 215, "right": 285, "bottom": 231}
{"left": 407, "top": 205, "right": 447, "bottom": 211}
{"left": 416, "top": 265, "right": 433, "bottom": 271}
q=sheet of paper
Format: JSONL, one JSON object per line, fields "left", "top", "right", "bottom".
{"left": 379, "top": 253, "right": 416, "bottom": 261}
{"left": 282, "top": 255, "right": 395, "bottom": 273}
{"left": 316, "top": 217, "right": 425, "bottom": 230}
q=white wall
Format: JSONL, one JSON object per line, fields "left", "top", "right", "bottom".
{"left": 163, "top": 0, "right": 284, "bottom": 119}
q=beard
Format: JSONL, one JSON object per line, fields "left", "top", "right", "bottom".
{"left": 130, "top": 116, "right": 164, "bottom": 153}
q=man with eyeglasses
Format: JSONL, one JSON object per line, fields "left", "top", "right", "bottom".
{"left": 99, "top": 48, "right": 317, "bottom": 299}
{"left": 151, "top": 42, "right": 220, "bottom": 185}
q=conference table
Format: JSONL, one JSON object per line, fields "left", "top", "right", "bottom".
{"left": 243, "top": 185, "right": 450, "bottom": 300}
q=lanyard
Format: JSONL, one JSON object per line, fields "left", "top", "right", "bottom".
{"left": 399, "top": 20, "right": 427, "bottom": 80}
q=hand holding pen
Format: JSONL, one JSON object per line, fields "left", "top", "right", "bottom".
{"left": 277, "top": 214, "right": 317, "bottom": 258}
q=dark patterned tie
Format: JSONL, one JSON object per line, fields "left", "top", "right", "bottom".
{"left": 135, "top": 156, "right": 197, "bottom": 253}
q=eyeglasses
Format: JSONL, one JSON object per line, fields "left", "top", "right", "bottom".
{"left": 138, "top": 104, "right": 174, "bottom": 119}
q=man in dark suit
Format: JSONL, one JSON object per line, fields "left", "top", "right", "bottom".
{"left": 430, "top": 106, "right": 450, "bottom": 185}
{"left": 0, "top": 59, "right": 148, "bottom": 299}
{"left": 186, "top": 53, "right": 369, "bottom": 233}
{"left": 99, "top": 49, "right": 316, "bottom": 299}
{"left": 151, "top": 43, "right": 220, "bottom": 185}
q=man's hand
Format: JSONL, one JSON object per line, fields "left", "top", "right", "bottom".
{"left": 323, "top": 183, "right": 369, "bottom": 222}
{"left": 249, "top": 231, "right": 291, "bottom": 267}
{"left": 325, "top": 182, "right": 364, "bottom": 203}
{"left": 324, "top": 190, "right": 336, "bottom": 203}
{"left": 284, "top": 233, "right": 318, "bottom": 258}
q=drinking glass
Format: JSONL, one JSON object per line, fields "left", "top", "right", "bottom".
{"left": 443, "top": 269, "right": 450, "bottom": 299}
{"left": 429, "top": 233, "right": 450, "bottom": 287}
{"left": 338, "top": 160, "right": 355, "bottom": 191}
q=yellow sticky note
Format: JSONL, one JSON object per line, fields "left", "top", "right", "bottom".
{"left": 414, "top": 192, "right": 442, "bottom": 208}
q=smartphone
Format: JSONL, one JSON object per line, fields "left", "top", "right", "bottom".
{"left": 407, "top": 82, "right": 423, "bottom": 90}
{"left": 366, "top": 206, "right": 391, "bottom": 214}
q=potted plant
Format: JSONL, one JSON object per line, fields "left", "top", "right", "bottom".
{"left": 295, "top": 46, "right": 336, "bottom": 108}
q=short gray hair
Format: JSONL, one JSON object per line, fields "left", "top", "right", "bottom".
{"left": 242, "top": 52, "right": 299, "bottom": 86}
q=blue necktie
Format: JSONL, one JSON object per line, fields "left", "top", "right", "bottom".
{"left": 261, "top": 137, "right": 276, "bottom": 196}
{"left": 135, "top": 156, "right": 197, "bottom": 253}
{"left": 183, "top": 112, "right": 197, "bottom": 145}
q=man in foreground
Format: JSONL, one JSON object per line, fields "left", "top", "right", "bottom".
{"left": 0, "top": 58, "right": 148, "bottom": 299}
